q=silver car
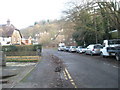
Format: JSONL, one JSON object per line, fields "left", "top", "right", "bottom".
{"left": 58, "top": 46, "right": 65, "bottom": 51}
{"left": 76, "top": 46, "right": 82, "bottom": 53}
{"left": 76, "top": 46, "right": 87, "bottom": 53}
{"left": 69, "top": 46, "right": 76, "bottom": 52}
{"left": 85, "top": 44, "right": 103, "bottom": 55}
{"left": 64, "top": 46, "right": 70, "bottom": 52}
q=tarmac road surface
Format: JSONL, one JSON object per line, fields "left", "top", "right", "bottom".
{"left": 13, "top": 49, "right": 119, "bottom": 88}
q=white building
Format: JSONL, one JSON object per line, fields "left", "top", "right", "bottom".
{"left": 58, "top": 42, "right": 65, "bottom": 47}
{"left": 0, "top": 20, "right": 22, "bottom": 46}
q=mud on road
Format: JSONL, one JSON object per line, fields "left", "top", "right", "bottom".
{"left": 49, "top": 54, "right": 75, "bottom": 88}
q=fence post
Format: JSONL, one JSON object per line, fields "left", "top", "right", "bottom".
{"left": 0, "top": 51, "right": 6, "bottom": 66}
{"left": 37, "top": 49, "right": 41, "bottom": 56}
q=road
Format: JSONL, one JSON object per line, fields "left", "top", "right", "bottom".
{"left": 13, "top": 49, "right": 119, "bottom": 88}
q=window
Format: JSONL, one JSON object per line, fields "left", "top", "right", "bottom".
{"left": 94, "top": 45, "right": 103, "bottom": 49}
{"left": 108, "top": 40, "right": 120, "bottom": 45}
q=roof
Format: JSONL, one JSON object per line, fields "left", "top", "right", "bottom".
{"left": 22, "top": 36, "right": 32, "bottom": 39}
{"left": 15, "top": 29, "right": 22, "bottom": 38}
{"left": 0, "top": 24, "right": 22, "bottom": 37}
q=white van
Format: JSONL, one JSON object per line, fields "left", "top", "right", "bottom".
{"left": 101, "top": 39, "right": 120, "bottom": 61}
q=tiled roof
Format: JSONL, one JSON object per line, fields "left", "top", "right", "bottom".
{"left": 0, "top": 24, "right": 22, "bottom": 37}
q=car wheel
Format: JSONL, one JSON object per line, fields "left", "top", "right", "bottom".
{"left": 90, "top": 52, "right": 93, "bottom": 56}
{"left": 115, "top": 54, "right": 120, "bottom": 61}
{"left": 100, "top": 52, "right": 107, "bottom": 58}
{"left": 100, "top": 52, "right": 105, "bottom": 57}
{"left": 85, "top": 52, "right": 87, "bottom": 55}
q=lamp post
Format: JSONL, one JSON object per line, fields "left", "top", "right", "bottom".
{"left": 50, "top": 29, "right": 64, "bottom": 47}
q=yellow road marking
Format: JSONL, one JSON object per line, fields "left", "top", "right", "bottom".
{"left": 64, "top": 68, "right": 77, "bottom": 88}
{"left": 63, "top": 71, "right": 68, "bottom": 80}
{"left": 65, "top": 68, "right": 72, "bottom": 79}
{"left": 70, "top": 79, "right": 74, "bottom": 82}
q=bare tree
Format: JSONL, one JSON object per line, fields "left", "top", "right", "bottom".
{"left": 97, "top": 0, "right": 120, "bottom": 38}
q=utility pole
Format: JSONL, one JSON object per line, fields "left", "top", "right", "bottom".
{"left": 94, "top": 9, "right": 98, "bottom": 44}
{"left": 52, "top": 29, "right": 63, "bottom": 40}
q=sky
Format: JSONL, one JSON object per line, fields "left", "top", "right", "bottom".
{"left": 0, "top": 0, "right": 70, "bottom": 29}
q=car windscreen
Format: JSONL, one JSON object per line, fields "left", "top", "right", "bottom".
{"left": 108, "top": 40, "right": 120, "bottom": 45}
{"left": 72, "top": 46, "right": 76, "bottom": 48}
{"left": 66, "top": 46, "right": 70, "bottom": 48}
{"left": 77, "top": 46, "right": 83, "bottom": 48}
{"left": 94, "top": 45, "right": 103, "bottom": 49}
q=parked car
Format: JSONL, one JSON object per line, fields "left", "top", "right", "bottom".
{"left": 76, "top": 46, "right": 82, "bottom": 53}
{"left": 69, "top": 46, "right": 76, "bottom": 52}
{"left": 85, "top": 44, "right": 103, "bottom": 55}
{"left": 64, "top": 46, "right": 70, "bottom": 52}
{"left": 101, "top": 39, "right": 120, "bottom": 61}
{"left": 81, "top": 48, "right": 87, "bottom": 53}
{"left": 58, "top": 46, "right": 65, "bottom": 51}
{"left": 76, "top": 46, "right": 87, "bottom": 53}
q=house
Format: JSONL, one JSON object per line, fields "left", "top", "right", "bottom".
{"left": 56, "top": 35, "right": 65, "bottom": 43}
{"left": 22, "top": 36, "right": 33, "bottom": 45}
{"left": 0, "top": 19, "right": 22, "bottom": 46}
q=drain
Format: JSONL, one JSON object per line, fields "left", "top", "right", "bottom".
{"left": 55, "top": 66, "right": 62, "bottom": 72}
{"left": 0, "top": 80, "right": 9, "bottom": 84}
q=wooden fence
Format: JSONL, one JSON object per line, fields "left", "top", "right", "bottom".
{"left": 6, "top": 56, "right": 40, "bottom": 62}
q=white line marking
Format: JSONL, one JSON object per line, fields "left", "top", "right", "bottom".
{"left": 103, "top": 63, "right": 110, "bottom": 66}
{"left": 113, "top": 66, "right": 118, "bottom": 68}
{"left": 103, "top": 63, "right": 119, "bottom": 68}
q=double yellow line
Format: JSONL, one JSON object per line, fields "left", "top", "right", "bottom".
{"left": 63, "top": 68, "right": 77, "bottom": 88}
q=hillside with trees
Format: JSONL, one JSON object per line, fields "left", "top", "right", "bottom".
{"left": 20, "top": 19, "right": 75, "bottom": 46}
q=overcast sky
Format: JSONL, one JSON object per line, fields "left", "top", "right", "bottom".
{"left": 0, "top": 0, "right": 70, "bottom": 29}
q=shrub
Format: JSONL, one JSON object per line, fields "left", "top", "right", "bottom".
{"left": 33, "top": 44, "right": 42, "bottom": 51}
{"left": 16, "top": 45, "right": 34, "bottom": 51}
{"left": 2, "top": 45, "right": 18, "bottom": 52}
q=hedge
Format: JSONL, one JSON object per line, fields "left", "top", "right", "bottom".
{"left": 2, "top": 44, "right": 42, "bottom": 52}
{"left": 2, "top": 45, "right": 18, "bottom": 52}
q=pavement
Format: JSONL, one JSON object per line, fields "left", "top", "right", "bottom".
{"left": 1, "top": 62, "right": 38, "bottom": 88}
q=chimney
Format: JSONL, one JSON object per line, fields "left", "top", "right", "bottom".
{"left": 7, "top": 19, "right": 10, "bottom": 26}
